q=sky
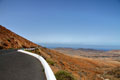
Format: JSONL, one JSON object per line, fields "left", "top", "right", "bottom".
{"left": 0, "top": 0, "right": 120, "bottom": 46}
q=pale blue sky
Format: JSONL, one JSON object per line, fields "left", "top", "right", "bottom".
{"left": 0, "top": 0, "right": 120, "bottom": 46}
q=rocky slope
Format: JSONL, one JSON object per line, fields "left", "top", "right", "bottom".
{"left": 0, "top": 25, "right": 38, "bottom": 49}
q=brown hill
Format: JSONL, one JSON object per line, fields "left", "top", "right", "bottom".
{"left": 32, "top": 47, "right": 120, "bottom": 80}
{"left": 0, "top": 25, "right": 120, "bottom": 80}
{"left": 54, "top": 48, "right": 120, "bottom": 60}
{"left": 0, "top": 25, "right": 38, "bottom": 49}
{"left": 107, "top": 50, "right": 120, "bottom": 54}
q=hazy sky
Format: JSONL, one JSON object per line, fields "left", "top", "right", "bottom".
{"left": 0, "top": 0, "right": 120, "bottom": 45}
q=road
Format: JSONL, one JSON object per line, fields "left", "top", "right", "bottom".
{"left": 0, "top": 49, "right": 46, "bottom": 80}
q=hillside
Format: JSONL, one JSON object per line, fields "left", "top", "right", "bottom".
{"left": 107, "top": 50, "right": 120, "bottom": 54}
{"left": 54, "top": 48, "right": 120, "bottom": 60}
{"left": 0, "top": 25, "right": 38, "bottom": 49}
{"left": 0, "top": 25, "right": 120, "bottom": 80}
{"left": 33, "top": 48, "right": 120, "bottom": 80}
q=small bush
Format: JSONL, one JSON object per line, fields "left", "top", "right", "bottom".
{"left": 7, "top": 39, "right": 11, "bottom": 42}
{"left": 0, "top": 46, "right": 3, "bottom": 49}
{"left": 34, "top": 48, "right": 40, "bottom": 53}
{"left": 46, "top": 59, "right": 55, "bottom": 66}
{"left": 55, "top": 70, "right": 76, "bottom": 80}
{"left": 25, "top": 50, "right": 33, "bottom": 52}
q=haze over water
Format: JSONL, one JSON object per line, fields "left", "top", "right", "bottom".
{"left": 39, "top": 43, "right": 120, "bottom": 51}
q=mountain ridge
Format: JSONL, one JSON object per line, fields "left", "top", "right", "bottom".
{"left": 0, "top": 25, "right": 38, "bottom": 49}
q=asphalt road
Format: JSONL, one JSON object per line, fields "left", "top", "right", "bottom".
{"left": 0, "top": 49, "right": 46, "bottom": 80}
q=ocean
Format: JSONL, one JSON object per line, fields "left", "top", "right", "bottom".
{"left": 38, "top": 43, "right": 120, "bottom": 51}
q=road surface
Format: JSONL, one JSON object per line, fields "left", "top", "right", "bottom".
{"left": 0, "top": 49, "right": 46, "bottom": 80}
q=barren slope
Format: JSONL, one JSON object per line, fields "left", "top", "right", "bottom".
{"left": 32, "top": 48, "right": 120, "bottom": 80}
{"left": 0, "top": 25, "right": 38, "bottom": 49}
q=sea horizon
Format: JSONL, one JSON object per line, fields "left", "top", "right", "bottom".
{"left": 38, "top": 43, "right": 120, "bottom": 51}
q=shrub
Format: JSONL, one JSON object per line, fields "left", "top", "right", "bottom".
{"left": 46, "top": 59, "right": 55, "bottom": 66}
{"left": 55, "top": 70, "right": 76, "bottom": 80}
{"left": 25, "top": 50, "right": 33, "bottom": 52}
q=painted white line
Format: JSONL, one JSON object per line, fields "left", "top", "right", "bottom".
{"left": 18, "top": 50, "right": 56, "bottom": 80}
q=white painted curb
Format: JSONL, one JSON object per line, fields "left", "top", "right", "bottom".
{"left": 18, "top": 50, "right": 56, "bottom": 80}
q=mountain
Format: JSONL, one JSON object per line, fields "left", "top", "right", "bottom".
{"left": 0, "top": 25, "right": 120, "bottom": 80}
{"left": 0, "top": 25, "right": 38, "bottom": 49}
{"left": 54, "top": 48, "right": 120, "bottom": 60}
